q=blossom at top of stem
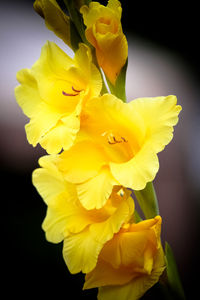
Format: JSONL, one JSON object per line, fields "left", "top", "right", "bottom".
{"left": 15, "top": 42, "right": 102, "bottom": 154}
{"left": 57, "top": 94, "right": 181, "bottom": 210}
{"left": 80, "top": 0, "right": 128, "bottom": 85}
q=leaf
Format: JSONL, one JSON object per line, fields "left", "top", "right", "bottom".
{"left": 165, "top": 242, "right": 185, "bottom": 299}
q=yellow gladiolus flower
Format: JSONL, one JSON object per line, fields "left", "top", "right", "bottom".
{"left": 57, "top": 94, "right": 181, "bottom": 210}
{"left": 80, "top": 0, "right": 128, "bottom": 85}
{"left": 84, "top": 216, "right": 166, "bottom": 300}
{"left": 32, "top": 155, "right": 134, "bottom": 274}
{"left": 33, "top": 0, "right": 71, "bottom": 47}
{"left": 15, "top": 42, "right": 102, "bottom": 154}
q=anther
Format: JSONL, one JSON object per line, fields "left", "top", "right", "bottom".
{"left": 62, "top": 86, "right": 83, "bottom": 97}
{"left": 62, "top": 91, "right": 79, "bottom": 96}
{"left": 113, "top": 136, "right": 122, "bottom": 143}
{"left": 72, "top": 86, "right": 83, "bottom": 93}
{"left": 121, "top": 137, "right": 128, "bottom": 143}
{"left": 108, "top": 135, "right": 128, "bottom": 145}
{"left": 108, "top": 140, "right": 117, "bottom": 145}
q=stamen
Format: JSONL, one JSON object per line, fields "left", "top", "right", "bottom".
{"left": 108, "top": 140, "right": 117, "bottom": 145}
{"left": 113, "top": 136, "right": 122, "bottom": 143}
{"left": 62, "top": 91, "right": 79, "bottom": 97}
{"left": 62, "top": 86, "right": 83, "bottom": 97}
{"left": 108, "top": 135, "right": 128, "bottom": 145}
{"left": 121, "top": 137, "right": 128, "bottom": 143}
{"left": 72, "top": 86, "right": 83, "bottom": 93}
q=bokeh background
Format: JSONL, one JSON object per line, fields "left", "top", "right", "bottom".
{"left": 1, "top": 0, "right": 200, "bottom": 298}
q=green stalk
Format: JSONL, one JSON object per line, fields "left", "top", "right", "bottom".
{"left": 134, "top": 181, "right": 159, "bottom": 219}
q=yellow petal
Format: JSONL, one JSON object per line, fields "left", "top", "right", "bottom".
{"left": 32, "top": 41, "right": 101, "bottom": 110}
{"left": 33, "top": 155, "right": 79, "bottom": 243}
{"left": 94, "top": 32, "right": 128, "bottom": 84}
{"left": 33, "top": 155, "right": 100, "bottom": 241}
{"left": 32, "top": 155, "right": 66, "bottom": 205}
{"left": 15, "top": 69, "right": 40, "bottom": 118}
{"left": 42, "top": 188, "right": 93, "bottom": 243}
{"left": 110, "top": 146, "right": 159, "bottom": 190}
{"left": 82, "top": 94, "right": 145, "bottom": 154}
{"left": 33, "top": 155, "right": 93, "bottom": 240}
{"left": 63, "top": 198, "right": 133, "bottom": 274}
{"left": 15, "top": 62, "right": 70, "bottom": 151}
{"left": 107, "top": 95, "right": 181, "bottom": 189}
{"left": 16, "top": 41, "right": 102, "bottom": 153}
{"left": 42, "top": 199, "right": 69, "bottom": 243}
{"left": 81, "top": 94, "right": 180, "bottom": 191}
{"left": 32, "top": 154, "right": 77, "bottom": 207}
{"left": 83, "top": 214, "right": 165, "bottom": 299}
{"left": 52, "top": 192, "right": 109, "bottom": 236}
{"left": 63, "top": 228, "right": 103, "bottom": 274}
{"left": 31, "top": 41, "right": 75, "bottom": 110}
{"left": 107, "top": 0, "right": 122, "bottom": 19}
{"left": 128, "top": 95, "right": 182, "bottom": 153}
{"left": 80, "top": 3, "right": 105, "bottom": 28}
{"left": 97, "top": 261, "right": 165, "bottom": 300}
{"left": 72, "top": 43, "right": 102, "bottom": 98}
{"left": 63, "top": 188, "right": 134, "bottom": 274}
{"left": 25, "top": 101, "right": 61, "bottom": 148}
{"left": 35, "top": 41, "right": 74, "bottom": 76}
{"left": 33, "top": 0, "right": 71, "bottom": 47}
{"left": 97, "top": 240, "right": 165, "bottom": 300}
{"left": 89, "top": 195, "right": 134, "bottom": 245}
{"left": 81, "top": 0, "right": 122, "bottom": 33}
{"left": 58, "top": 141, "right": 106, "bottom": 183}
{"left": 100, "top": 230, "right": 149, "bottom": 270}
{"left": 130, "top": 216, "right": 161, "bottom": 232}
{"left": 108, "top": 96, "right": 181, "bottom": 190}
{"left": 62, "top": 203, "right": 96, "bottom": 235}
{"left": 76, "top": 166, "right": 118, "bottom": 209}
{"left": 40, "top": 110, "right": 81, "bottom": 154}
{"left": 84, "top": 259, "right": 133, "bottom": 289}
{"left": 33, "top": 154, "right": 75, "bottom": 206}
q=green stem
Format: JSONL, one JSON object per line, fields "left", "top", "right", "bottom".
{"left": 134, "top": 181, "right": 159, "bottom": 219}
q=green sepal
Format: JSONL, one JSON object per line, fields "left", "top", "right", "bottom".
{"left": 83, "top": 0, "right": 92, "bottom": 5}
{"left": 165, "top": 242, "right": 185, "bottom": 299}
{"left": 106, "top": 59, "right": 128, "bottom": 102}
{"left": 69, "top": 19, "right": 82, "bottom": 51}
{"left": 134, "top": 182, "right": 159, "bottom": 219}
{"left": 63, "top": 0, "right": 89, "bottom": 46}
{"left": 74, "top": 0, "right": 92, "bottom": 9}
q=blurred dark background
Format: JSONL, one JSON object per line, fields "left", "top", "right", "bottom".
{"left": 1, "top": 0, "right": 200, "bottom": 298}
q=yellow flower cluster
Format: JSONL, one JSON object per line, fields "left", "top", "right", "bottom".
{"left": 15, "top": 0, "right": 182, "bottom": 299}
